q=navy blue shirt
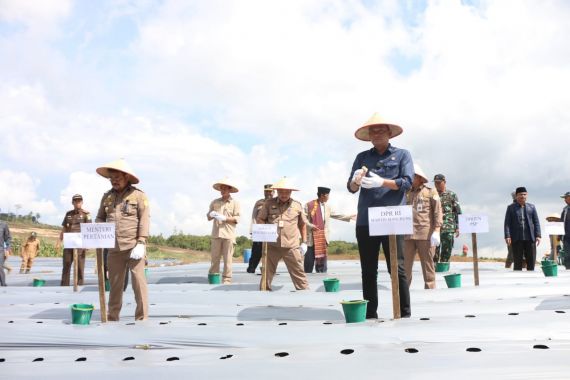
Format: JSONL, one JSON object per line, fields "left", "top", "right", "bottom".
{"left": 347, "top": 144, "right": 414, "bottom": 226}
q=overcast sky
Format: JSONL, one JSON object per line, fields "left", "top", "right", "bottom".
{"left": 1, "top": 0, "right": 568, "bottom": 258}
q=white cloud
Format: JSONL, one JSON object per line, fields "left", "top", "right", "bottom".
{"left": 0, "top": 170, "right": 57, "bottom": 218}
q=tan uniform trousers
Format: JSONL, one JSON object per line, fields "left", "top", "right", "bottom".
{"left": 261, "top": 246, "right": 309, "bottom": 291}
{"left": 20, "top": 253, "right": 36, "bottom": 272}
{"left": 404, "top": 240, "right": 436, "bottom": 289}
{"left": 107, "top": 249, "right": 148, "bottom": 321}
{"left": 210, "top": 238, "right": 234, "bottom": 284}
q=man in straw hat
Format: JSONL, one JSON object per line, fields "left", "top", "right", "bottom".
{"left": 432, "top": 174, "right": 462, "bottom": 265}
{"left": 256, "top": 177, "right": 309, "bottom": 290}
{"left": 247, "top": 184, "right": 274, "bottom": 273}
{"left": 560, "top": 191, "right": 570, "bottom": 268}
{"left": 207, "top": 178, "right": 241, "bottom": 284}
{"left": 59, "top": 194, "right": 91, "bottom": 286}
{"left": 19, "top": 231, "right": 40, "bottom": 274}
{"left": 96, "top": 159, "right": 150, "bottom": 321}
{"left": 504, "top": 187, "right": 541, "bottom": 271}
{"left": 404, "top": 164, "right": 442, "bottom": 289}
{"left": 347, "top": 112, "right": 412, "bottom": 319}
{"left": 304, "top": 186, "right": 355, "bottom": 273}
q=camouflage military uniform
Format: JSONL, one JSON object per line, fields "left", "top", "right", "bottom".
{"left": 434, "top": 190, "right": 461, "bottom": 263}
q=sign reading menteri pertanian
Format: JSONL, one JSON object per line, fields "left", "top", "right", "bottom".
{"left": 368, "top": 206, "right": 413, "bottom": 236}
{"left": 80, "top": 223, "right": 116, "bottom": 248}
{"left": 252, "top": 224, "right": 278, "bottom": 242}
{"left": 458, "top": 214, "right": 489, "bottom": 234}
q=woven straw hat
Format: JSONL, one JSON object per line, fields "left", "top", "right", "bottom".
{"left": 96, "top": 159, "right": 139, "bottom": 184}
{"left": 271, "top": 177, "right": 299, "bottom": 191}
{"left": 213, "top": 178, "right": 239, "bottom": 193}
{"left": 354, "top": 112, "right": 403, "bottom": 141}
{"left": 546, "top": 213, "right": 561, "bottom": 222}
{"left": 414, "top": 163, "right": 428, "bottom": 183}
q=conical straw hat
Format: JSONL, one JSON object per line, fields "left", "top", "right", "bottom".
{"left": 271, "top": 177, "right": 299, "bottom": 191}
{"left": 354, "top": 112, "right": 403, "bottom": 141}
{"left": 96, "top": 159, "right": 139, "bottom": 184}
{"left": 414, "top": 163, "right": 428, "bottom": 183}
{"left": 546, "top": 213, "right": 561, "bottom": 222}
{"left": 213, "top": 178, "right": 239, "bottom": 193}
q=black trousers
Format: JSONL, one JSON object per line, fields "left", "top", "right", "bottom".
{"left": 356, "top": 226, "right": 411, "bottom": 318}
{"left": 247, "top": 242, "right": 263, "bottom": 273}
{"left": 303, "top": 246, "right": 327, "bottom": 273}
{"left": 512, "top": 240, "right": 536, "bottom": 271}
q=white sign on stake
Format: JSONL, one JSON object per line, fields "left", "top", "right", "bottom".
{"left": 80, "top": 223, "right": 116, "bottom": 248}
{"left": 545, "top": 222, "right": 565, "bottom": 236}
{"left": 63, "top": 233, "right": 83, "bottom": 249}
{"left": 252, "top": 224, "right": 278, "bottom": 242}
{"left": 368, "top": 206, "right": 413, "bottom": 236}
{"left": 459, "top": 214, "right": 489, "bottom": 234}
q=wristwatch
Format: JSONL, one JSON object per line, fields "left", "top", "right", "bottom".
{"left": 137, "top": 240, "right": 146, "bottom": 245}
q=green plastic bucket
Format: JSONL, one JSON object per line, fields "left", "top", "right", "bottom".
{"left": 340, "top": 300, "right": 369, "bottom": 323}
{"left": 435, "top": 262, "right": 450, "bottom": 272}
{"left": 104, "top": 279, "right": 110, "bottom": 291}
{"left": 541, "top": 262, "right": 558, "bottom": 277}
{"left": 32, "top": 278, "right": 45, "bottom": 287}
{"left": 145, "top": 268, "right": 149, "bottom": 278}
{"left": 208, "top": 273, "right": 221, "bottom": 284}
{"left": 323, "top": 278, "right": 340, "bottom": 292}
{"left": 71, "top": 304, "right": 94, "bottom": 325}
{"left": 444, "top": 273, "right": 462, "bottom": 288}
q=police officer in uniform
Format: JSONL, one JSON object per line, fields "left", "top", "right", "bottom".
{"left": 256, "top": 177, "right": 309, "bottom": 291}
{"left": 59, "top": 194, "right": 91, "bottom": 286}
{"left": 95, "top": 159, "right": 150, "bottom": 321}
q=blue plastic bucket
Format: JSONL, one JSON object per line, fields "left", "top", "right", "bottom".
{"left": 243, "top": 248, "right": 252, "bottom": 263}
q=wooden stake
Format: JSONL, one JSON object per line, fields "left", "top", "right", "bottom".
{"left": 73, "top": 249, "right": 78, "bottom": 292}
{"left": 389, "top": 235, "right": 401, "bottom": 319}
{"left": 472, "top": 233, "right": 480, "bottom": 286}
{"left": 260, "top": 242, "right": 268, "bottom": 291}
{"left": 552, "top": 235, "right": 558, "bottom": 263}
{"left": 96, "top": 248, "right": 107, "bottom": 323}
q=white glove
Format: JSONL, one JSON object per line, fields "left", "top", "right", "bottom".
{"left": 130, "top": 243, "right": 146, "bottom": 260}
{"left": 209, "top": 211, "right": 220, "bottom": 218}
{"left": 430, "top": 232, "right": 441, "bottom": 247}
{"left": 351, "top": 169, "right": 364, "bottom": 183}
{"left": 361, "top": 172, "right": 384, "bottom": 189}
{"left": 214, "top": 214, "right": 227, "bottom": 222}
{"left": 300, "top": 243, "right": 308, "bottom": 255}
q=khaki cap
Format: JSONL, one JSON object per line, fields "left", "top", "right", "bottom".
{"left": 271, "top": 177, "right": 299, "bottom": 191}
{"left": 414, "top": 163, "right": 428, "bottom": 183}
{"left": 354, "top": 112, "right": 403, "bottom": 141}
{"left": 213, "top": 178, "right": 239, "bottom": 193}
{"left": 96, "top": 159, "right": 140, "bottom": 184}
{"left": 546, "top": 213, "right": 561, "bottom": 222}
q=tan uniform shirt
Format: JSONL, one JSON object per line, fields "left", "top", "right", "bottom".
{"left": 250, "top": 198, "right": 267, "bottom": 233}
{"left": 62, "top": 208, "right": 91, "bottom": 233}
{"left": 96, "top": 186, "right": 150, "bottom": 251}
{"left": 209, "top": 196, "right": 240, "bottom": 243}
{"left": 405, "top": 184, "right": 443, "bottom": 240}
{"left": 22, "top": 238, "right": 40, "bottom": 257}
{"left": 257, "top": 197, "right": 307, "bottom": 249}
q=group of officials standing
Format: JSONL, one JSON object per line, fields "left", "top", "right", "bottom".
{"left": 206, "top": 113, "right": 465, "bottom": 320}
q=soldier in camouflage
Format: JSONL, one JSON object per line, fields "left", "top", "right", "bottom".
{"left": 433, "top": 174, "right": 462, "bottom": 263}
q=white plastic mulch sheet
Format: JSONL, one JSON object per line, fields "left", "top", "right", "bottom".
{"left": 1, "top": 258, "right": 570, "bottom": 379}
